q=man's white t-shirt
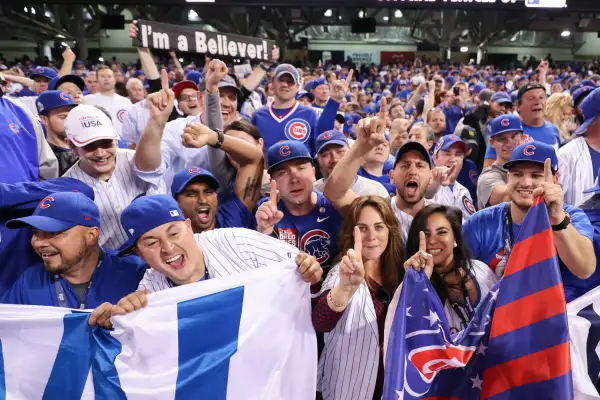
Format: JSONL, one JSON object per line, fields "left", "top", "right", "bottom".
{"left": 84, "top": 92, "right": 133, "bottom": 135}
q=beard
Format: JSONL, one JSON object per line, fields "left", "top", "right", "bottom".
{"left": 43, "top": 240, "right": 88, "bottom": 276}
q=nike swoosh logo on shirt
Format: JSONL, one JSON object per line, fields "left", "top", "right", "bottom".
{"left": 317, "top": 217, "right": 330, "bottom": 223}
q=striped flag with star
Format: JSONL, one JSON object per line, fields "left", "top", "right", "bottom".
{"left": 383, "top": 196, "right": 573, "bottom": 399}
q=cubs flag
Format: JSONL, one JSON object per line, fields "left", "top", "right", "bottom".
{"left": 0, "top": 261, "right": 317, "bottom": 399}
{"left": 383, "top": 196, "right": 573, "bottom": 399}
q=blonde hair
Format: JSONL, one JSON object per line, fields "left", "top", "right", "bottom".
{"left": 545, "top": 92, "right": 573, "bottom": 141}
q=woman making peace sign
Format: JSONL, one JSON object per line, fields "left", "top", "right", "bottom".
{"left": 312, "top": 196, "right": 404, "bottom": 400}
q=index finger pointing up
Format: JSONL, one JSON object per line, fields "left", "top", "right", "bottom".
{"left": 345, "top": 69, "right": 354, "bottom": 83}
{"left": 379, "top": 96, "right": 388, "bottom": 120}
{"left": 419, "top": 231, "right": 427, "bottom": 253}
{"left": 353, "top": 226, "right": 362, "bottom": 256}
{"left": 160, "top": 69, "right": 169, "bottom": 91}
{"left": 544, "top": 158, "right": 553, "bottom": 183}
{"left": 269, "top": 180, "right": 278, "bottom": 204}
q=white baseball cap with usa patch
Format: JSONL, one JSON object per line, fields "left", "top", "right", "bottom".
{"left": 65, "top": 104, "right": 118, "bottom": 147}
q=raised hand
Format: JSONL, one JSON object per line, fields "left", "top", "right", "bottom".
{"left": 255, "top": 180, "right": 284, "bottom": 235}
{"left": 129, "top": 20, "right": 139, "bottom": 40}
{"left": 330, "top": 69, "right": 353, "bottom": 103}
{"left": 205, "top": 59, "right": 228, "bottom": 93}
{"left": 338, "top": 226, "right": 366, "bottom": 291}
{"left": 403, "top": 231, "right": 434, "bottom": 279}
{"left": 355, "top": 97, "right": 388, "bottom": 149}
{"left": 431, "top": 164, "right": 457, "bottom": 187}
{"left": 62, "top": 47, "right": 76, "bottom": 63}
{"left": 146, "top": 69, "right": 174, "bottom": 126}
{"left": 182, "top": 122, "right": 216, "bottom": 149}
{"left": 296, "top": 253, "right": 323, "bottom": 284}
{"left": 532, "top": 158, "right": 564, "bottom": 224}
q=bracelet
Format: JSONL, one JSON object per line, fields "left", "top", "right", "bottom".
{"left": 327, "top": 290, "right": 348, "bottom": 312}
{"left": 211, "top": 129, "right": 224, "bottom": 149}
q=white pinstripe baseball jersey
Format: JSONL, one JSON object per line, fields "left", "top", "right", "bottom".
{"left": 431, "top": 182, "right": 475, "bottom": 222}
{"left": 138, "top": 228, "right": 299, "bottom": 293}
{"left": 63, "top": 149, "right": 166, "bottom": 250}
{"left": 316, "top": 263, "right": 379, "bottom": 400}
{"left": 391, "top": 196, "right": 433, "bottom": 246}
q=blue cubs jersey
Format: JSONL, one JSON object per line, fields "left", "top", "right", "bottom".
{"left": 457, "top": 159, "right": 479, "bottom": 209}
{"left": 463, "top": 202, "right": 597, "bottom": 302}
{"left": 252, "top": 100, "right": 337, "bottom": 156}
{"left": 258, "top": 191, "right": 342, "bottom": 266}
{"left": 484, "top": 121, "right": 561, "bottom": 160}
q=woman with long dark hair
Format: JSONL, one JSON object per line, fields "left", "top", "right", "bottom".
{"left": 313, "top": 196, "right": 404, "bottom": 400}
{"left": 389, "top": 204, "right": 497, "bottom": 336}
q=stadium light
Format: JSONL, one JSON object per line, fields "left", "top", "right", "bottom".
{"left": 324, "top": 9, "right": 332, "bottom": 17}
{"left": 460, "top": 46, "right": 469, "bottom": 53}
{"left": 358, "top": 10, "right": 364, "bottom": 18}
{"left": 561, "top": 30, "right": 571, "bottom": 37}
{"left": 98, "top": 57, "right": 104, "bottom": 62}
{"left": 383, "top": 16, "right": 389, "bottom": 21}
{"left": 394, "top": 10, "right": 402, "bottom": 18}
{"left": 188, "top": 10, "right": 199, "bottom": 21}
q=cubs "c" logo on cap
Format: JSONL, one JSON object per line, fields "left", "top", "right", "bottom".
{"left": 322, "top": 131, "right": 334, "bottom": 140}
{"left": 449, "top": 135, "right": 459, "bottom": 141}
{"left": 40, "top": 196, "right": 55, "bottom": 209}
{"left": 500, "top": 118, "right": 510, "bottom": 127}
{"left": 59, "top": 92, "right": 70, "bottom": 101}
{"left": 284, "top": 119, "right": 310, "bottom": 142}
{"left": 279, "top": 145, "right": 291, "bottom": 156}
{"left": 188, "top": 167, "right": 201, "bottom": 174}
{"left": 523, "top": 144, "right": 536, "bottom": 156}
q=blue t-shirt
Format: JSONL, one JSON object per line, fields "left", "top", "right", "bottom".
{"left": 485, "top": 121, "right": 562, "bottom": 160}
{"left": 463, "top": 202, "right": 596, "bottom": 302}
{"left": 257, "top": 191, "right": 341, "bottom": 267}
{"left": 2, "top": 249, "right": 148, "bottom": 308}
{"left": 442, "top": 104, "right": 465, "bottom": 136}
{"left": 357, "top": 167, "right": 396, "bottom": 196}
{"left": 588, "top": 144, "right": 600, "bottom": 183}
{"left": 216, "top": 188, "right": 255, "bottom": 230}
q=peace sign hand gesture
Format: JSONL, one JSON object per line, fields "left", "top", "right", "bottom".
{"left": 331, "top": 69, "right": 353, "bottom": 103}
{"left": 532, "top": 158, "right": 564, "bottom": 225}
{"left": 147, "top": 69, "right": 174, "bottom": 126}
{"left": 339, "top": 226, "right": 366, "bottom": 292}
{"left": 403, "top": 231, "right": 434, "bottom": 279}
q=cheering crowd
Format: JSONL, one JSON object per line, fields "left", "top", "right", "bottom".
{"left": 2, "top": 19, "right": 600, "bottom": 399}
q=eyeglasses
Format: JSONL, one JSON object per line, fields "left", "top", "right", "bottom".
{"left": 179, "top": 95, "right": 197, "bottom": 103}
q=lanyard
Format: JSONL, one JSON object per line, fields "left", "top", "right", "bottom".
{"left": 447, "top": 275, "right": 474, "bottom": 328}
{"left": 54, "top": 250, "right": 104, "bottom": 309}
{"left": 504, "top": 203, "right": 516, "bottom": 257}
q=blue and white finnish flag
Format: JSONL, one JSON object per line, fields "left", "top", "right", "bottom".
{"left": 0, "top": 261, "right": 317, "bottom": 399}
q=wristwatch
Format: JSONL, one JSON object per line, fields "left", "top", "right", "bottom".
{"left": 552, "top": 211, "right": 571, "bottom": 231}
{"left": 211, "top": 129, "right": 224, "bottom": 149}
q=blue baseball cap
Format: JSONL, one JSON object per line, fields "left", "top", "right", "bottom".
{"left": 296, "top": 90, "right": 314, "bottom": 101}
{"left": 314, "top": 130, "right": 348, "bottom": 157}
{"left": 171, "top": 167, "right": 220, "bottom": 196}
{"left": 351, "top": 113, "right": 362, "bottom": 124}
{"left": 274, "top": 64, "right": 300, "bottom": 85}
{"left": 343, "top": 113, "right": 355, "bottom": 135}
{"left": 36, "top": 90, "right": 77, "bottom": 115}
{"left": 575, "top": 87, "right": 600, "bottom": 135}
{"left": 446, "top": 76, "right": 456, "bottom": 86}
{"left": 494, "top": 76, "right": 506, "bottom": 85}
{"left": 503, "top": 141, "right": 558, "bottom": 174}
{"left": 573, "top": 86, "right": 596, "bottom": 106}
{"left": 6, "top": 191, "right": 100, "bottom": 232}
{"left": 490, "top": 114, "right": 524, "bottom": 137}
{"left": 267, "top": 140, "right": 313, "bottom": 174}
{"left": 186, "top": 71, "right": 202, "bottom": 85}
{"left": 490, "top": 92, "right": 513, "bottom": 105}
{"left": 118, "top": 195, "right": 186, "bottom": 256}
{"left": 471, "top": 82, "right": 486, "bottom": 94}
{"left": 433, "top": 135, "right": 467, "bottom": 156}
{"left": 133, "top": 70, "right": 145, "bottom": 78}
{"left": 30, "top": 66, "right": 58, "bottom": 81}
{"left": 393, "top": 141, "right": 433, "bottom": 169}
{"left": 518, "top": 76, "right": 528, "bottom": 82}
{"left": 48, "top": 74, "right": 86, "bottom": 91}
{"left": 312, "top": 77, "right": 328, "bottom": 89}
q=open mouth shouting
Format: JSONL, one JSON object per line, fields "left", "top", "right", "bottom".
{"left": 165, "top": 254, "right": 185, "bottom": 269}
{"left": 404, "top": 180, "right": 420, "bottom": 198}
{"left": 196, "top": 206, "right": 212, "bottom": 225}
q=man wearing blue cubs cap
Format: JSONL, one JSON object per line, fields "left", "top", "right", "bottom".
{"left": 3, "top": 191, "right": 147, "bottom": 309}
{"left": 251, "top": 64, "right": 341, "bottom": 156}
{"left": 464, "top": 140, "right": 597, "bottom": 302}
{"left": 48, "top": 74, "right": 86, "bottom": 104}
{"left": 256, "top": 140, "right": 342, "bottom": 267}
{"left": 430, "top": 135, "right": 475, "bottom": 220}
{"left": 477, "top": 114, "right": 526, "bottom": 209}
{"left": 30, "top": 66, "right": 58, "bottom": 94}
{"left": 88, "top": 194, "right": 323, "bottom": 328}
{"left": 558, "top": 87, "right": 600, "bottom": 207}
{"left": 36, "top": 90, "right": 79, "bottom": 175}
{"left": 0, "top": 178, "right": 95, "bottom": 295}
{"left": 313, "top": 131, "right": 389, "bottom": 198}
{"left": 311, "top": 77, "right": 330, "bottom": 116}
{"left": 296, "top": 90, "right": 314, "bottom": 107}
{"left": 170, "top": 163, "right": 257, "bottom": 234}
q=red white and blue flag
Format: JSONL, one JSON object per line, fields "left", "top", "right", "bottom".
{"left": 383, "top": 196, "right": 573, "bottom": 399}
